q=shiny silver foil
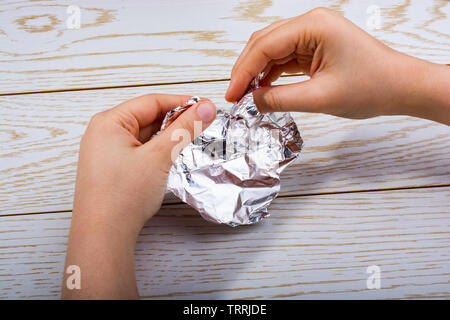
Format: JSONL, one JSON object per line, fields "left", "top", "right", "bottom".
{"left": 162, "top": 76, "right": 303, "bottom": 226}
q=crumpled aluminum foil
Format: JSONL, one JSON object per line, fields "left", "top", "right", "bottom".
{"left": 161, "top": 76, "right": 303, "bottom": 226}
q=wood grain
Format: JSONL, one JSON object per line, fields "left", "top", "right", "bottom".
{"left": 0, "top": 187, "right": 448, "bottom": 299}
{"left": 1, "top": 77, "right": 450, "bottom": 215}
{"left": 1, "top": 0, "right": 448, "bottom": 301}
{"left": 1, "top": 0, "right": 449, "bottom": 94}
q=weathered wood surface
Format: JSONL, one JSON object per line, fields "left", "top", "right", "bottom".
{"left": 1, "top": 0, "right": 449, "bottom": 94}
{"left": 1, "top": 78, "right": 449, "bottom": 215}
{"left": 1, "top": 0, "right": 449, "bottom": 300}
{"left": 0, "top": 187, "right": 448, "bottom": 299}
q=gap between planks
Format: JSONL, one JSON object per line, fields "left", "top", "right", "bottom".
{"left": 0, "top": 74, "right": 303, "bottom": 97}
{"left": 0, "top": 64, "right": 449, "bottom": 97}
{"left": 2, "top": 183, "right": 449, "bottom": 218}
{"left": 2, "top": 66, "right": 449, "bottom": 216}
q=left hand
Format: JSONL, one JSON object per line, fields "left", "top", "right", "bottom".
{"left": 63, "top": 94, "right": 216, "bottom": 299}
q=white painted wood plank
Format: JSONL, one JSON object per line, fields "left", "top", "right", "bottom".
{"left": 0, "top": 188, "right": 448, "bottom": 299}
{"left": 1, "top": 0, "right": 449, "bottom": 94}
{"left": 1, "top": 77, "right": 449, "bottom": 215}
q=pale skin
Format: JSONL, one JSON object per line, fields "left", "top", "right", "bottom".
{"left": 62, "top": 95, "right": 217, "bottom": 299}
{"left": 62, "top": 8, "right": 450, "bottom": 299}
{"left": 226, "top": 8, "right": 450, "bottom": 124}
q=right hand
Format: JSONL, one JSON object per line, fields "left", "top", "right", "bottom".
{"left": 225, "top": 7, "right": 448, "bottom": 122}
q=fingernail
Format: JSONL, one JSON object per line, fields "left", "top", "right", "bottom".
{"left": 196, "top": 102, "right": 216, "bottom": 123}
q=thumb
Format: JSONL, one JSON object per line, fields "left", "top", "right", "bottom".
{"left": 253, "top": 78, "right": 330, "bottom": 113}
{"left": 149, "top": 99, "right": 216, "bottom": 168}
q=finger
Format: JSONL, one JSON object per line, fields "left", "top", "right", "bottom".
{"left": 145, "top": 99, "right": 217, "bottom": 169}
{"left": 260, "top": 57, "right": 305, "bottom": 86}
{"left": 110, "top": 94, "right": 192, "bottom": 132}
{"left": 226, "top": 18, "right": 310, "bottom": 102}
{"left": 253, "top": 77, "right": 333, "bottom": 114}
{"left": 260, "top": 53, "right": 296, "bottom": 81}
{"left": 231, "top": 18, "right": 293, "bottom": 82}
{"left": 226, "top": 19, "right": 294, "bottom": 104}
{"left": 137, "top": 121, "right": 162, "bottom": 144}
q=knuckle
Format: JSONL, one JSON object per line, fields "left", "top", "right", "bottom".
{"left": 266, "top": 90, "right": 283, "bottom": 111}
{"left": 249, "top": 36, "right": 265, "bottom": 55}
{"left": 242, "top": 67, "right": 256, "bottom": 82}
{"left": 308, "top": 7, "right": 332, "bottom": 17}
{"left": 142, "top": 93, "right": 159, "bottom": 107}
{"left": 89, "top": 111, "right": 107, "bottom": 126}
{"left": 251, "top": 35, "right": 261, "bottom": 48}
{"left": 268, "top": 19, "right": 286, "bottom": 30}
{"left": 81, "top": 112, "right": 106, "bottom": 143}
{"left": 146, "top": 93, "right": 158, "bottom": 102}
{"left": 249, "top": 30, "right": 260, "bottom": 41}
{"left": 268, "top": 21, "right": 279, "bottom": 28}
{"left": 117, "top": 110, "right": 140, "bottom": 135}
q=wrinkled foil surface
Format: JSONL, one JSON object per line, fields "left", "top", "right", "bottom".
{"left": 162, "top": 76, "right": 303, "bottom": 226}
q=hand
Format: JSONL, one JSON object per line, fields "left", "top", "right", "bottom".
{"left": 226, "top": 8, "right": 450, "bottom": 124}
{"left": 63, "top": 94, "right": 216, "bottom": 299}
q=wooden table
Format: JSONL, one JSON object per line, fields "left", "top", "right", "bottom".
{"left": 0, "top": 0, "right": 449, "bottom": 299}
